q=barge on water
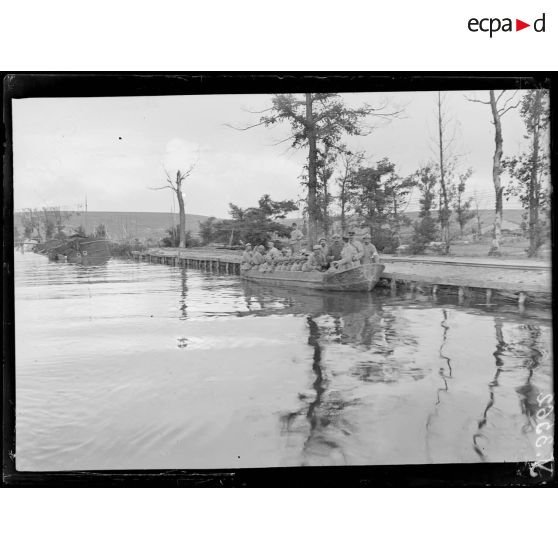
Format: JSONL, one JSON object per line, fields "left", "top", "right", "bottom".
{"left": 37, "top": 236, "right": 111, "bottom": 264}
{"left": 241, "top": 263, "right": 385, "bottom": 292}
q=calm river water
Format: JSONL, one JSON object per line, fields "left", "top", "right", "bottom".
{"left": 14, "top": 252, "right": 553, "bottom": 470}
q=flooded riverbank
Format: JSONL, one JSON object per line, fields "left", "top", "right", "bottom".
{"left": 14, "top": 252, "right": 553, "bottom": 470}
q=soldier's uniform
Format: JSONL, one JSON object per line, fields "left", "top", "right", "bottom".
{"left": 360, "top": 240, "right": 379, "bottom": 264}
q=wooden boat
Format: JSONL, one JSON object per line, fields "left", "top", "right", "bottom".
{"left": 34, "top": 238, "right": 65, "bottom": 254}
{"left": 241, "top": 263, "right": 385, "bottom": 292}
{"left": 48, "top": 236, "right": 111, "bottom": 264}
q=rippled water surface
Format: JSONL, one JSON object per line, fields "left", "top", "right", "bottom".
{"left": 15, "top": 252, "right": 553, "bottom": 470}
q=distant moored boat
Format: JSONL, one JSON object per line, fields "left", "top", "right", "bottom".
{"left": 46, "top": 236, "right": 111, "bottom": 264}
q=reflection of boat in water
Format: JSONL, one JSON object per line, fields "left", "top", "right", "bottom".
{"left": 242, "top": 281, "right": 379, "bottom": 317}
{"left": 41, "top": 236, "right": 111, "bottom": 264}
{"left": 242, "top": 263, "right": 384, "bottom": 292}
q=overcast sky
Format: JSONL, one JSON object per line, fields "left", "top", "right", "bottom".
{"left": 13, "top": 90, "right": 535, "bottom": 218}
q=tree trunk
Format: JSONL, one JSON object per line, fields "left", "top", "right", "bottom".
{"left": 437, "top": 92, "right": 450, "bottom": 254}
{"left": 339, "top": 165, "right": 349, "bottom": 235}
{"left": 323, "top": 179, "right": 329, "bottom": 237}
{"left": 489, "top": 90, "right": 504, "bottom": 255}
{"left": 340, "top": 187, "right": 346, "bottom": 234}
{"left": 528, "top": 95, "right": 541, "bottom": 258}
{"left": 176, "top": 186, "right": 186, "bottom": 248}
{"left": 306, "top": 93, "right": 319, "bottom": 248}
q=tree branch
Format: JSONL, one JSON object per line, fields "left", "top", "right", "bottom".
{"left": 465, "top": 95, "right": 490, "bottom": 105}
{"left": 223, "top": 121, "right": 269, "bottom": 131}
{"left": 499, "top": 101, "right": 521, "bottom": 118}
{"left": 498, "top": 91, "right": 520, "bottom": 116}
{"left": 149, "top": 185, "right": 176, "bottom": 192}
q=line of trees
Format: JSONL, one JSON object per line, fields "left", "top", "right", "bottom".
{"left": 18, "top": 207, "right": 77, "bottom": 242}
{"left": 154, "top": 89, "right": 550, "bottom": 258}
{"left": 16, "top": 207, "right": 111, "bottom": 244}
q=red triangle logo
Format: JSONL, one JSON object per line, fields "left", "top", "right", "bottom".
{"left": 516, "top": 19, "right": 530, "bottom": 31}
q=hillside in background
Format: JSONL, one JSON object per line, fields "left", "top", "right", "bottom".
{"left": 14, "top": 208, "right": 527, "bottom": 242}
{"left": 403, "top": 208, "right": 524, "bottom": 227}
{"left": 14, "top": 211, "right": 210, "bottom": 241}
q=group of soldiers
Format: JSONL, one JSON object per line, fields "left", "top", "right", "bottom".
{"left": 240, "top": 223, "right": 380, "bottom": 274}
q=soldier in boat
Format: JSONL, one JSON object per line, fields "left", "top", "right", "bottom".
{"left": 266, "top": 241, "right": 282, "bottom": 261}
{"left": 318, "top": 237, "right": 328, "bottom": 257}
{"left": 241, "top": 243, "right": 254, "bottom": 270}
{"left": 302, "top": 245, "right": 328, "bottom": 272}
{"left": 289, "top": 222, "right": 304, "bottom": 254}
{"left": 291, "top": 254, "right": 305, "bottom": 271}
{"left": 326, "top": 233, "right": 343, "bottom": 266}
{"left": 360, "top": 234, "right": 380, "bottom": 264}
{"left": 331, "top": 235, "right": 360, "bottom": 271}
{"left": 259, "top": 253, "right": 273, "bottom": 272}
{"left": 251, "top": 245, "right": 266, "bottom": 267}
{"left": 348, "top": 231, "right": 364, "bottom": 261}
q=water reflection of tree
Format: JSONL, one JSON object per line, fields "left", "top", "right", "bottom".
{"left": 241, "top": 284, "right": 298, "bottom": 315}
{"left": 472, "top": 320, "right": 547, "bottom": 460}
{"left": 279, "top": 295, "right": 420, "bottom": 465}
{"left": 281, "top": 316, "right": 350, "bottom": 465}
{"left": 346, "top": 308, "right": 421, "bottom": 384}
{"left": 472, "top": 316, "right": 506, "bottom": 460}
{"left": 177, "top": 267, "right": 189, "bottom": 348}
{"left": 515, "top": 324, "right": 544, "bottom": 433}
{"left": 425, "top": 309, "right": 453, "bottom": 461}
{"left": 179, "top": 267, "right": 188, "bottom": 319}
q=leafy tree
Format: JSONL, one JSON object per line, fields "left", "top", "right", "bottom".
{"left": 234, "top": 93, "right": 399, "bottom": 247}
{"left": 467, "top": 90, "right": 521, "bottom": 253}
{"left": 452, "top": 169, "right": 475, "bottom": 238}
{"left": 409, "top": 164, "right": 439, "bottom": 254}
{"left": 503, "top": 90, "right": 550, "bottom": 257}
{"left": 39, "top": 208, "right": 56, "bottom": 240}
{"left": 349, "top": 158, "right": 405, "bottom": 252}
{"left": 20, "top": 208, "right": 42, "bottom": 240}
{"left": 161, "top": 225, "right": 200, "bottom": 247}
{"left": 315, "top": 145, "right": 337, "bottom": 237}
{"left": 200, "top": 196, "right": 298, "bottom": 247}
{"left": 94, "top": 223, "right": 107, "bottom": 238}
{"left": 226, "top": 196, "right": 298, "bottom": 247}
{"left": 199, "top": 217, "right": 227, "bottom": 245}
{"left": 44, "top": 219, "right": 55, "bottom": 239}
{"left": 151, "top": 166, "right": 195, "bottom": 248}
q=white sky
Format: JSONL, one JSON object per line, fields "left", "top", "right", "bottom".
{"left": 13, "top": 91, "right": 533, "bottom": 218}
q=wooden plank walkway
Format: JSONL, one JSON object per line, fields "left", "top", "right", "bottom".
{"left": 129, "top": 248, "right": 551, "bottom": 308}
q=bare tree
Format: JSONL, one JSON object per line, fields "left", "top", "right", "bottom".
{"left": 472, "top": 191, "right": 483, "bottom": 240}
{"left": 453, "top": 169, "right": 475, "bottom": 238}
{"left": 467, "top": 90, "right": 521, "bottom": 254}
{"left": 336, "top": 149, "right": 365, "bottom": 234}
{"left": 435, "top": 92, "right": 456, "bottom": 255}
{"left": 151, "top": 166, "right": 195, "bottom": 248}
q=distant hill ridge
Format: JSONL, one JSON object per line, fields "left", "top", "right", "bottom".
{"left": 14, "top": 208, "right": 526, "bottom": 241}
{"left": 13, "top": 211, "right": 211, "bottom": 241}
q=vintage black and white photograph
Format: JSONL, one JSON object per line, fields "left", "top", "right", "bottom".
{"left": 7, "top": 76, "right": 554, "bottom": 479}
